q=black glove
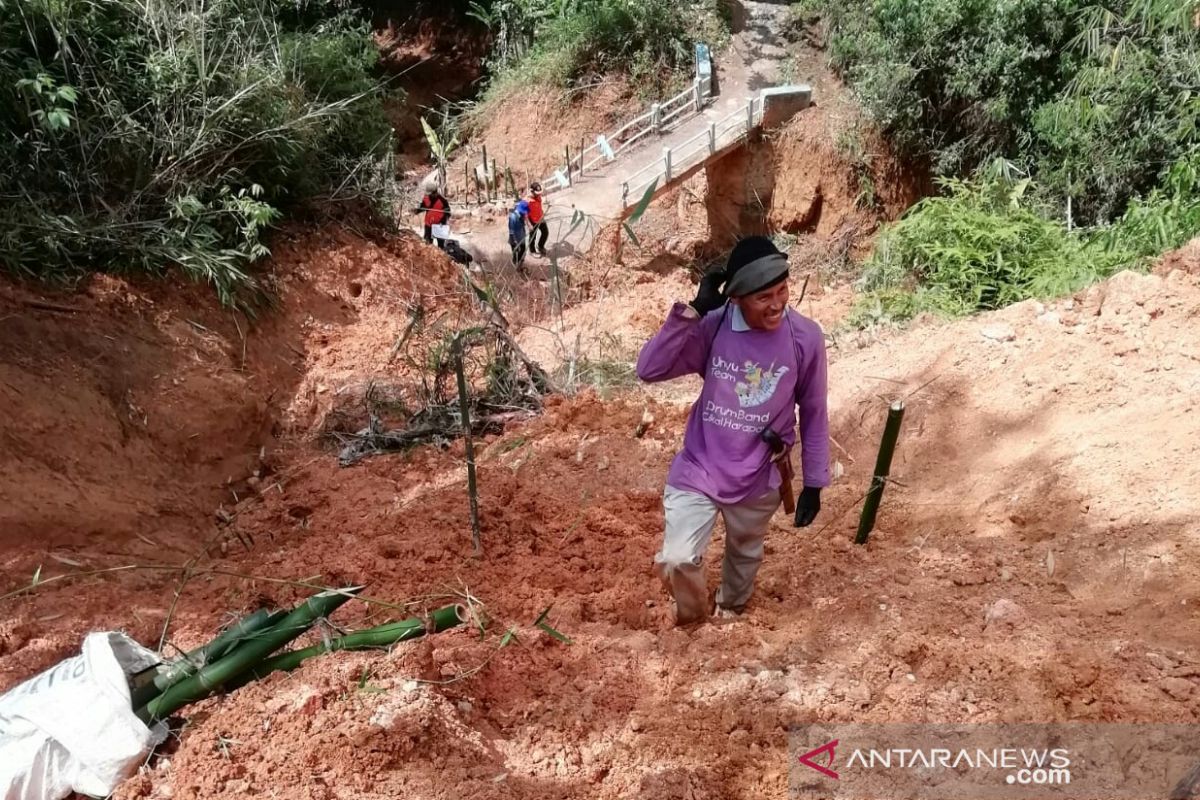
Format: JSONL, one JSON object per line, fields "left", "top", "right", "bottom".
{"left": 794, "top": 486, "right": 821, "bottom": 527}
{"left": 690, "top": 269, "right": 727, "bottom": 316}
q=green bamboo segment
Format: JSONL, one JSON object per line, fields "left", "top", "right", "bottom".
{"left": 454, "top": 342, "right": 482, "bottom": 554}
{"left": 130, "top": 608, "right": 287, "bottom": 710}
{"left": 205, "top": 608, "right": 289, "bottom": 662}
{"left": 228, "top": 604, "right": 465, "bottom": 689}
{"left": 855, "top": 400, "right": 906, "bottom": 545}
{"left": 136, "top": 587, "right": 362, "bottom": 723}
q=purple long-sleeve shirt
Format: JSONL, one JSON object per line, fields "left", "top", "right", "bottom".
{"left": 636, "top": 302, "right": 830, "bottom": 504}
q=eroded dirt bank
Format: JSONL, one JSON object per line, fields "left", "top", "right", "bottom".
{"left": 2, "top": 230, "right": 1198, "bottom": 797}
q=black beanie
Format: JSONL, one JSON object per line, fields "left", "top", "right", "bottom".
{"left": 724, "top": 236, "right": 788, "bottom": 296}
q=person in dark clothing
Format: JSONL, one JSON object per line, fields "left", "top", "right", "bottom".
{"left": 526, "top": 182, "right": 549, "bottom": 256}
{"left": 414, "top": 182, "right": 450, "bottom": 249}
{"left": 508, "top": 199, "right": 530, "bottom": 272}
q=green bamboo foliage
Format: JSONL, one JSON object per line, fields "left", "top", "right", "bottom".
{"left": 421, "top": 114, "right": 459, "bottom": 193}
{"left": 0, "top": 0, "right": 396, "bottom": 307}
{"left": 136, "top": 587, "right": 362, "bottom": 723}
{"left": 849, "top": 168, "right": 1137, "bottom": 325}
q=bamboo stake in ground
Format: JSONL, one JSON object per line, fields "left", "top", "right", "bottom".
{"left": 855, "top": 400, "right": 905, "bottom": 545}
{"left": 549, "top": 253, "right": 563, "bottom": 320}
{"left": 481, "top": 144, "right": 489, "bottom": 199}
{"left": 135, "top": 587, "right": 361, "bottom": 723}
{"left": 454, "top": 340, "right": 482, "bottom": 554}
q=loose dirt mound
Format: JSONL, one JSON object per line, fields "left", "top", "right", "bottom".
{"left": 4, "top": 253, "right": 1196, "bottom": 799}
{"left": 459, "top": 82, "right": 643, "bottom": 193}
{"left": 0, "top": 225, "right": 469, "bottom": 584}
{"left": 261, "top": 228, "right": 470, "bottom": 435}
{"left": 1155, "top": 237, "right": 1200, "bottom": 276}
{"left": 0, "top": 276, "right": 278, "bottom": 560}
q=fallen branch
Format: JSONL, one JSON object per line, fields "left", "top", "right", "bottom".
{"left": 23, "top": 299, "right": 81, "bottom": 314}
{"left": 336, "top": 409, "right": 535, "bottom": 467}
{"left": 491, "top": 324, "right": 558, "bottom": 394}
{"left": 0, "top": 291, "right": 83, "bottom": 314}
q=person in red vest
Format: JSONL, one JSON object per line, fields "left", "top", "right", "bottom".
{"left": 526, "top": 182, "right": 549, "bottom": 256}
{"left": 414, "top": 182, "right": 451, "bottom": 250}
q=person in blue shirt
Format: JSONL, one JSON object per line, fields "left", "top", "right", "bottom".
{"left": 508, "top": 198, "right": 530, "bottom": 273}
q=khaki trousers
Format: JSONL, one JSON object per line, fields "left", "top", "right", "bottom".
{"left": 654, "top": 485, "right": 781, "bottom": 624}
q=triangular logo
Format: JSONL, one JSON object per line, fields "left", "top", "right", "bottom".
{"left": 798, "top": 739, "right": 839, "bottom": 780}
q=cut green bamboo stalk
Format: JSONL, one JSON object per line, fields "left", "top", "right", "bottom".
{"left": 130, "top": 607, "right": 287, "bottom": 710}
{"left": 228, "top": 604, "right": 465, "bottom": 688}
{"left": 481, "top": 144, "right": 489, "bottom": 200}
{"left": 855, "top": 400, "right": 905, "bottom": 545}
{"left": 454, "top": 340, "right": 482, "bottom": 555}
{"left": 549, "top": 253, "right": 563, "bottom": 319}
{"left": 205, "top": 608, "right": 289, "bottom": 662}
{"left": 136, "top": 587, "right": 361, "bottom": 723}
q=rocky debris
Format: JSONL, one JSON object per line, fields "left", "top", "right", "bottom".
{"left": 984, "top": 599, "right": 1025, "bottom": 628}
{"left": 980, "top": 323, "right": 1017, "bottom": 342}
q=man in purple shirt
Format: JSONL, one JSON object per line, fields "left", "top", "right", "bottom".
{"left": 636, "top": 236, "right": 830, "bottom": 624}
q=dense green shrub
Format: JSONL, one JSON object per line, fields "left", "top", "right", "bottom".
{"left": 850, "top": 153, "right": 1200, "bottom": 326}
{"left": 1094, "top": 151, "right": 1200, "bottom": 261}
{"left": 470, "top": 0, "right": 728, "bottom": 95}
{"left": 1033, "top": 2, "right": 1200, "bottom": 223}
{"left": 799, "top": 0, "right": 1200, "bottom": 326}
{"left": 798, "top": 0, "right": 1083, "bottom": 177}
{"left": 802, "top": 0, "right": 1200, "bottom": 224}
{"left": 851, "top": 167, "right": 1121, "bottom": 323}
{"left": 0, "top": 0, "right": 397, "bottom": 307}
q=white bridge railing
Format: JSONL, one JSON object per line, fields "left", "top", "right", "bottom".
{"left": 620, "top": 93, "right": 764, "bottom": 210}
{"left": 539, "top": 45, "right": 715, "bottom": 194}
